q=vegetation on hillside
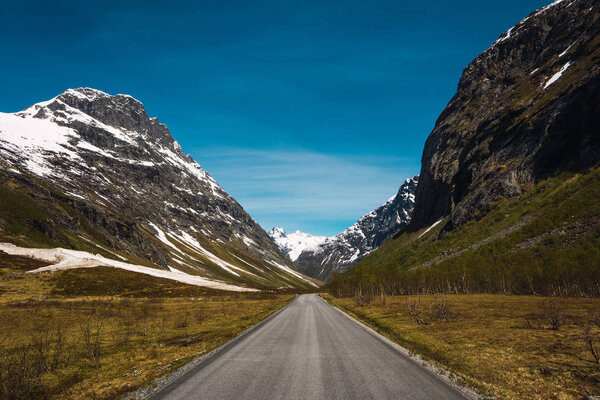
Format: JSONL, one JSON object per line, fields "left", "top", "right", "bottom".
{"left": 0, "top": 169, "right": 318, "bottom": 290}
{"left": 330, "top": 166, "right": 600, "bottom": 298}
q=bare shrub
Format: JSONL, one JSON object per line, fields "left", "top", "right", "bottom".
{"left": 581, "top": 324, "right": 600, "bottom": 371}
{"left": 159, "top": 313, "right": 169, "bottom": 333}
{"left": 380, "top": 285, "right": 387, "bottom": 306}
{"left": 406, "top": 296, "right": 428, "bottom": 325}
{"left": 29, "top": 323, "right": 65, "bottom": 373}
{"left": 545, "top": 298, "right": 564, "bottom": 330}
{"left": 194, "top": 309, "right": 206, "bottom": 325}
{"left": 429, "top": 295, "right": 450, "bottom": 322}
{"left": 353, "top": 290, "right": 366, "bottom": 307}
{"left": 77, "top": 300, "right": 110, "bottom": 367}
{"left": 0, "top": 339, "right": 45, "bottom": 399}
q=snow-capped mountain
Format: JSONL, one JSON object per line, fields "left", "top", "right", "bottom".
{"left": 0, "top": 88, "right": 316, "bottom": 290}
{"left": 269, "top": 176, "right": 418, "bottom": 280}
{"left": 268, "top": 228, "right": 328, "bottom": 261}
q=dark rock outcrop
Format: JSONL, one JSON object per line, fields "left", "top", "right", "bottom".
{"left": 410, "top": 0, "right": 600, "bottom": 232}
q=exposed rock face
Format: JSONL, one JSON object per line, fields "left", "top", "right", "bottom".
{"left": 410, "top": 0, "right": 600, "bottom": 232}
{"left": 0, "top": 88, "right": 316, "bottom": 289}
{"left": 273, "top": 176, "right": 417, "bottom": 280}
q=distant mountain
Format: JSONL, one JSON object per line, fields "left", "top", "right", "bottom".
{"left": 269, "top": 176, "right": 418, "bottom": 280}
{"left": 268, "top": 228, "right": 327, "bottom": 261}
{"left": 0, "top": 88, "right": 317, "bottom": 290}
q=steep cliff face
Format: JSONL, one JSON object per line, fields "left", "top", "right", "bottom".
{"left": 0, "top": 88, "right": 317, "bottom": 289}
{"left": 411, "top": 0, "right": 600, "bottom": 232}
{"left": 271, "top": 176, "right": 417, "bottom": 280}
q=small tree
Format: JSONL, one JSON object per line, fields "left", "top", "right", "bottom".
{"left": 429, "top": 295, "right": 450, "bottom": 322}
{"left": 78, "top": 301, "right": 110, "bottom": 367}
{"left": 546, "top": 298, "right": 564, "bottom": 330}
{"left": 582, "top": 324, "right": 600, "bottom": 371}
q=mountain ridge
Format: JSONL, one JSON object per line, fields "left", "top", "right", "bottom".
{"left": 270, "top": 176, "right": 418, "bottom": 280}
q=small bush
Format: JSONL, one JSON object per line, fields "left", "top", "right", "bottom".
{"left": 545, "top": 298, "right": 564, "bottom": 330}
{"left": 406, "top": 296, "right": 428, "bottom": 325}
{"left": 77, "top": 300, "right": 111, "bottom": 367}
{"left": 429, "top": 295, "right": 451, "bottom": 322}
{"left": 174, "top": 313, "right": 189, "bottom": 329}
{"left": 581, "top": 324, "right": 600, "bottom": 371}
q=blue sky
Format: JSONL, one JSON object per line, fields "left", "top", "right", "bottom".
{"left": 1, "top": 0, "right": 551, "bottom": 236}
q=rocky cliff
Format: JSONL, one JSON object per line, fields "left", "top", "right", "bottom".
{"left": 410, "top": 0, "right": 600, "bottom": 233}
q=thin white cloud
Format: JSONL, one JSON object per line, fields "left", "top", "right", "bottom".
{"left": 193, "top": 147, "right": 419, "bottom": 236}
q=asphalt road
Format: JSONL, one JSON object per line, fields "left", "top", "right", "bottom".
{"left": 150, "top": 294, "right": 468, "bottom": 400}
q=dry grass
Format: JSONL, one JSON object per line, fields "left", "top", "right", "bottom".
{"left": 0, "top": 255, "right": 294, "bottom": 399}
{"left": 324, "top": 294, "right": 600, "bottom": 400}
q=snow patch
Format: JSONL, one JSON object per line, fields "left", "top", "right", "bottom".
{"left": 171, "top": 231, "right": 259, "bottom": 278}
{"left": 268, "top": 260, "right": 318, "bottom": 287}
{"left": 418, "top": 217, "right": 445, "bottom": 239}
{"left": 559, "top": 42, "right": 576, "bottom": 58}
{"left": 543, "top": 61, "right": 573, "bottom": 89}
{"left": 0, "top": 242, "right": 256, "bottom": 292}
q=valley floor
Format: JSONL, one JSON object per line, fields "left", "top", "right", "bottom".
{"left": 324, "top": 294, "right": 600, "bottom": 400}
{"left": 0, "top": 252, "right": 294, "bottom": 400}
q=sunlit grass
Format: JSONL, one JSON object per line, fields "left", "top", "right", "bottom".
{"left": 324, "top": 294, "right": 600, "bottom": 400}
{"left": 0, "top": 257, "right": 293, "bottom": 399}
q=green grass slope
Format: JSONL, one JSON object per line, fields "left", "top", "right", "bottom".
{"left": 330, "top": 166, "right": 600, "bottom": 297}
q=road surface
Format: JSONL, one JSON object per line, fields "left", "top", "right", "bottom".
{"left": 150, "top": 294, "right": 468, "bottom": 400}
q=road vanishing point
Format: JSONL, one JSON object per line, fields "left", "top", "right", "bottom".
{"left": 149, "top": 294, "right": 468, "bottom": 400}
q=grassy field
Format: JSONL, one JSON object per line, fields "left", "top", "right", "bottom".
{"left": 324, "top": 294, "right": 600, "bottom": 400}
{"left": 0, "top": 253, "right": 294, "bottom": 400}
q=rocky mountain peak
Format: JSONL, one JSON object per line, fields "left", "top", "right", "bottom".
{"left": 0, "top": 88, "right": 317, "bottom": 289}
{"left": 268, "top": 228, "right": 328, "bottom": 262}
{"left": 31, "top": 88, "right": 175, "bottom": 148}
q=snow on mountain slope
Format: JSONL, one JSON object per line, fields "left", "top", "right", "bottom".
{"left": 268, "top": 228, "right": 328, "bottom": 261}
{"left": 269, "top": 176, "right": 418, "bottom": 280}
{"left": 0, "top": 242, "right": 255, "bottom": 292}
{"left": 0, "top": 88, "right": 317, "bottom": 289}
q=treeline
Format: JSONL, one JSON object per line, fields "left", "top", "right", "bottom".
{"left": 329, "top": 238, "right": 600, "bottom": 298}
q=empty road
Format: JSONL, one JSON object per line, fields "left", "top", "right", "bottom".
{"left": 150, "top": 294, "right": 468, "bottom": 400}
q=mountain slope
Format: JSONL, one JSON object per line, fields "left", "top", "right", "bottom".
{"left": 410, "top": 0, "right": 600, "bottom": 233}
{"left": 0, "top": 88, "right": 317, "bottom": 290}
{"left": 271, "top": 176, "right": 417, "bottom": 280}
{"left": 330, "top": 0, "right": 600, "bottom": 297}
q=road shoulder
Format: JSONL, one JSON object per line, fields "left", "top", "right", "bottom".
{"left": 122, "top": 296, "right": 298, "bottom": 400}
{"left": 318, "top": 295, "right": 484, "bottom": 400}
